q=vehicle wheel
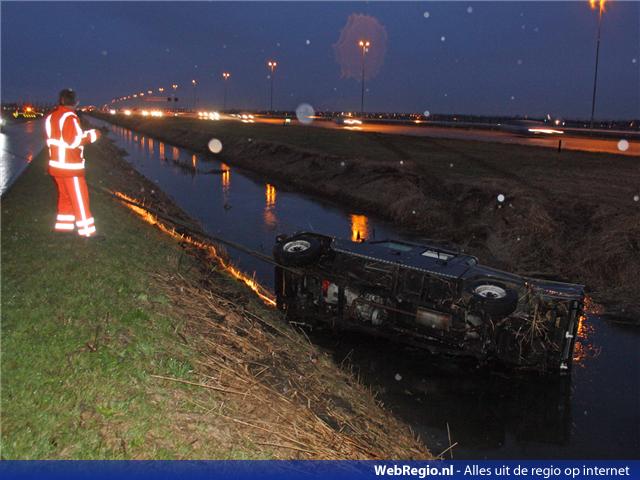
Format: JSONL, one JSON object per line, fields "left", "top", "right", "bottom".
{"left": 465, "top": 280, "right": 518, "bottom": 319}
{"left": 273, "top": 235, "right": 323, "bottom": 267}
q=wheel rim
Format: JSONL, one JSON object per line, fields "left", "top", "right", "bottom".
{"left": 474, "top": 284, "right": 507, "bottom": 299}
{"left": 283, "top": 240, "right": 311, "bottom": 254}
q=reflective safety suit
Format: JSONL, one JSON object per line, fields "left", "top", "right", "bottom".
{"left": 45, "top": 106, "right": 98, "bottom": 237}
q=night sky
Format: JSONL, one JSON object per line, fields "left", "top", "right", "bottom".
{"left": 2, "top": 1, "right": 638, "bottom": 119}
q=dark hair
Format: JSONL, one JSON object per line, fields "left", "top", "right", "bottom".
{"left": 59, "top": 89, "right": 77, "bottom": 106}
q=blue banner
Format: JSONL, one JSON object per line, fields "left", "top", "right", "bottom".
{"left": 1, "top": 461, "right": 638, "bottom": 480}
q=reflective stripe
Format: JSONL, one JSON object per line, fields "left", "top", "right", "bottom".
{"left": 45, "top": 114, "right": 52, "bottom": 138}
{"left": 58, "top": 112, "right": 75, "bottom": 133}
{"left": 57, "top": 214, "right": 75, "bottom": 221}
{"left": 69, "top": 117, "right": 83, "bottom": 148}
{"left": 73, "top": 176, "right": 88, "bottom": 230}
{"left": 57, "top": 112, "right": 83, "bottom": 150}
{"left": 76, "top": 217, "right": 95, "bottom": 228}
{"left": 46, "top": 115, "right": 56, "bottom": 160}
{"left": 78, "top": 225, "right": 96, "bottom": 237}
{"left": 49, "top": 160, "right": 85, "bottom": 170}
{"left": 55, "top": 222, "right": 75, "bottom": 231}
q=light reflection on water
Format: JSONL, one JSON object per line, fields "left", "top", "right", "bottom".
{"left": 92, "top": 118, "right": 639, "bottom": 460}
{"left": 221, "top": 162, "right": 231, "bottom": 194}
{"left": 264, "top": 184, "right": 277, "bottom": 229}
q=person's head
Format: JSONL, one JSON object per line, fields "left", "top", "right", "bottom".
{"left": 58, "top": 89, "right": 78, "bottom": 107}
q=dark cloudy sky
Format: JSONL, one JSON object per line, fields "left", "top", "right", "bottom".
{"left": 2, "top": 1, "right": 638, "bottom": 119}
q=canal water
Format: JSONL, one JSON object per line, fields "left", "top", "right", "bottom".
{"left": 56, "top": 119, "right": 640, "bottom": 458}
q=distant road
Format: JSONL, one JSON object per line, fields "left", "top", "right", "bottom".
{"left": 248, "top": 116, "right": 638, "bottom": 157}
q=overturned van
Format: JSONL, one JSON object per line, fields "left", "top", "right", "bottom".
{"left": 273, "top": 232, "right": 585, "bottom": 374}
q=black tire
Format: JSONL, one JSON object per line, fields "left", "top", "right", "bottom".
{"left": 465, "top": 280, "right": 519, "bottom": 319}
{"left": 273, "top": 235, "right": 323, "bottom": 267}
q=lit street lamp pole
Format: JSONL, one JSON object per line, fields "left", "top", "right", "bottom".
{"left": 267, "top": 60, "right": 277, "bottom": 112}
{"left": 589, "top": 0, "right": 606, "bottom": 129}
{"left": 222, "top": 72, "right": 231, "bottom": 111}
{"left": 191, "top": 79, "right": 198, "bottom": 111}
{"left": 171, "top": 84, "right": 178, "bottom": 110}
{"left": 358, "top": 40, "right": 370, "bottom": 116}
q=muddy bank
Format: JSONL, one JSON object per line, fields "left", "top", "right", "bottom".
{"left": 90, "top": 113, "right": 640, "bottom": 319}
{"left": 91, "top": 131, "right": 432, "bottom": 459}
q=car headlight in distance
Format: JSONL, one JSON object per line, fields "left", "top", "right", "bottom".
{"left": 528, "top": 128, "right": 564, "bottom": 135}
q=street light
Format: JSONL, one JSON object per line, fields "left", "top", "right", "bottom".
{"left": 358, "top": 40, "right": 371, "bottom": 116}
{"left": 191, "top": 79, "right": 198, "bottom": 110}
{"left": 589, "top": 0, "right": 607, "bottom": 129}
{"left": 172, "top": 84, "right": 178, "bottom": 108}
{"left": 222, "top": 72, "right": 231, "bottom": 111}
{"left": 267, "top": 60, "right": 278, "bottom": 112}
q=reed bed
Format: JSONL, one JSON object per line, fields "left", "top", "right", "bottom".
{"left": 153, "top": 272, "right": 432, "bottom": 460}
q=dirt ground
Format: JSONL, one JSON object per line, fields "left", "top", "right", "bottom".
{"left": 90, "top": 113, "right": 640, "bottom": 320}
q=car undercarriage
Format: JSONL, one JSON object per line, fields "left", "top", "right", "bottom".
{"left": 274, "top": 232, "right": 585, "bottom": 374}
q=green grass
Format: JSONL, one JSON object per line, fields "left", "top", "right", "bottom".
{"left": 0, "top": 144, "right": 258, "bottom": 459}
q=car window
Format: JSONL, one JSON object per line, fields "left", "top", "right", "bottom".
{"left": 375, "top": 241, "right": 414, "bottom": 252}
{"left": 422, "top": 249, "right": 454, "bottom": 261}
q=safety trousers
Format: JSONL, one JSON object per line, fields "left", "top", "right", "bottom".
{"left": 52, "top": 175, "right": 96, "bottom": 237}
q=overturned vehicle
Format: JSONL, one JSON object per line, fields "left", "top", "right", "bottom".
{"left": 273, "top": 233, "right": 585, "bottom": 374}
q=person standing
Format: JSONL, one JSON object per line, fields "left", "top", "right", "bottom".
{"left": 45, "top": 89, "right": 100, "bottom": 237}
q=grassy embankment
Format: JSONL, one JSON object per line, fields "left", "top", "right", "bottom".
{"left": 91, "top": 113, "right": 640, "bottom": 318}
{"left": 1, "top": 134, "right": 430, "bottom": 459}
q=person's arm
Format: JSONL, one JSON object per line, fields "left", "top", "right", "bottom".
{"left": 61, "top": 114, "right": 99, "bottom": 147}
{"left": 80, "top": 124, "right": 100, "bottom": 145}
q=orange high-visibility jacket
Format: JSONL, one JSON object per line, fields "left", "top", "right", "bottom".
{"left": 45, "top": 106, "right": 98, "bottom": 177}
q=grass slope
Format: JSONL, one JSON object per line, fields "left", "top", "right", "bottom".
{"left": 1, "top": 133, "right": 429, "bottom": 459}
